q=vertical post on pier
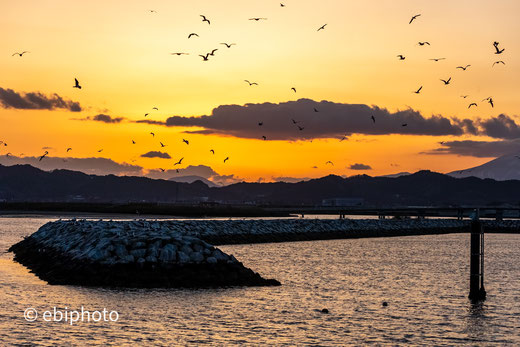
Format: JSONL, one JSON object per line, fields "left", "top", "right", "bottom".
{"left": 469, "top": 209, "right": 486, "bottom": 301}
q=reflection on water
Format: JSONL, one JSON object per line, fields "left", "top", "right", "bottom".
{"left": 0, "top": 216, "right": 519, "bottom": 346}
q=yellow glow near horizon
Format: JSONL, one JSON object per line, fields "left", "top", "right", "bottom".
{"left": 1, "top": 0, "right": 519, "bottom": 181}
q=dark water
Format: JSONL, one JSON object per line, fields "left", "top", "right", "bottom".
{"left": 1, "top": 216, "right": 519, "bottom": 346}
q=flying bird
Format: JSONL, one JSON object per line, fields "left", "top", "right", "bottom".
{"left": 159, "top": 168, "right": 165, "bottom": 172}
{"left": 150, "top": 132, "right": 155, "bottom": 137}
{"left": 456, "top": 65, "right": 471, "bottom": 71}
{"left": 220, "top": 43, "right": 236, "bottom": 48}
{"left": 413, "top": 86, "right": 423, "bottom": 94}
{"left": 468, "top": 103, "right": 477, "bottom": 108}
{"left": 483, "top": 97, "right": 494, "bottom": 107}
{"left": 174, "top": 157, "right": 184, "bottom": 165}
{"left": 39, "top": 151, "right": 49, "bottom": 161}
{"left": 317, "top": 24, "right": 327, "bottom": 31}
{"left": 280, "top": 3, "right": 285, "bottom": 7}
{"left": 262, "top": 136, "right": 267, "bottom": 140}
{"left": 371, "top": 115, "right": 376, "bottom": 123}
{"left": 291, "top": 119, "right": 298, "bottom": 124}
{"left": 409, "top": 14, "right": 421, "bottom": 24}
{"left": 210, "top": 149, "right": 215, "bottom": 154}
{"left": 249, "top": 18, "right": 267, "bottom": 21}
{"left": 325, "top": 161, "right": 334, "bottom": 166}
{"left": 314, "top": 108, "right": 319, "bottom": 112}
{"left": 208, "top": 49, "right": 218, "bottom": 56}
{"left": 258, "top": 122, "right": 263, "bottom": 126}
{"left": 182, "top": 139, "right": 189, "bottom": 145}
{"left": 397, "top": 55, "right": 405, "bottom": 60}
{"left": 244, "top": 80, "right": 258, "bottom": 86}
{"left": 132, "top": 140, "right": 136, "bottom": 144}
{"left": 73, "top": 78, "right": 82, "bottom": 89}
{"left": 176, "top": 169, "right": 179, "bottom": 173}
{"left": 291, "top": 87, "right": 296, "bottom": 93}
{"left": 12, "top": 51, "right": 30, "bottom": 57}
{"left": 199, "top": 54, "right": 210, "bottom": 61}
{"left": 149, "top": 10, "right": 157, "bottom": 13}
{"left": 224, "top": 157, "right": 229, "bottom": 163}
{"left": 144, "top": 113, "right": 149, "bottom": 117}
{"left": 440, "top": 77, "right": 451, "bottom": 85}
{"left": 6, "top": 152, "right": 11, "bottom": 157}
{"left": 493, "top": 41, "right": 505, "bottom": 54}
{"left": 160, "top": 142, "right": 166, "bottom": 147}
{"left": 200, "top": 15, "right": 210, "bottom": 25}
{"left": 461, "top": 95, "right": 469, "bottom": 98}
{"left": 297, "top": 125, "right": 304, "bottom": 131}
{"left": 418, "top": 41, "right": 430, "bottom": 46}
{"left": 430, "top": 58, "right": 446, "bottom": 62}
{"left": 188, "top": 33, "right": 199, "bottom": 39}
{"left": 66, "top": 147, "right": 72, "bottom": 152}
{"left": 339, "top": 135, "right": 348, "bottom": 142}
{"left": 152, "top": 107, "right": 158, "bottom": 110}
{"left": 171, "top": 52, "right": 189, "bottom": 56}
{"left": 493, "top": 61, "right": 505, "bottom": 66}
{"left": 401, "top": 123, "right": 408, "bottom": 127}
{"left": 97, "top": 149, "right": 103, "bottom": 153}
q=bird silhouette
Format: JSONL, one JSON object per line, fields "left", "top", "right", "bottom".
{"left": 97, "top": 149, "right": 103, "bottom": 153}
{"left": 314, "top": 108, "right": 319, "bottom": 112}
{"left": 468, "top": 103, "right": 477, "bottom": 108}
{"left": 291, "top": 87, "right": 296, "bottom": 93}
{"left": 492, "top": 61, "right": 505, "bottom": 66}
{"left": 409, "top": 14, "right": 421, "bottom": 24}
{"left": 339, "top": 135, "right": 348, "bottom": 142}
{"left": 402, "top": 123, "right": 408, "bottom": 127}
{"left": 144, "top": 113, "right": 149, "bottom": 117}
{"left": 150, "top": 132, "right": 155, "bottom": 137}
{"left": 224, "top": 157, "right": 229, "bottom": 163}
{"left": 210, "top": 149, "right": 215, "bottom": 154}
{"left": 297, "top": 125, "right": 304, "bottom": 131}
{"left": 39, "top": 151, "right": 49, "bottom": 161}
{"left": 258, "top": 122, "right": 263, "bottom": 126}
{"left": 220, "top": 43, "right": 236, "bottom": 48}
{"left": 12, "top": 51, "right": 30, "bottom": 57}
{"left": 493, "top": 41, "right": 505, "bottom": 54}
{"left": 188, "top": 33, "right": 199, "bottom": 39}
{"left": 280, "top": 3, "right": 285, "bottom": 7}
{"left": 199, "top": 54, "right": 210, "bottom": 61}
{"left": 456, "top": 65, "right": 471, "bottom": 70}
{"left": 249, "top": 18, "right": 267, "bottom": 21}
{"left": 317, "top": 24, "right": 327, "bottom": 31}
{"left": 152, "top": 107, "right": 158, "bottom": 110}
{"left": 371, "top": 115, "right": 376, "bottom": 123}
{"left": 418, "top": 41, "right": 430, "bottom": 46}
{"left": 182, "top": 139, "right": 189, "bottom": 145}
{"left": 414, "top": 86, "right": 423, "bottom": 94}
{"left": 73, "top": 78, "right": 82, "bottom": 89}
{"left": 132, "top": 140, "right": 136, "bottom": 144}
{"left": 483, "top": 97, "right": 494, "bottom": 107}
{"left": 461, "top": 95, "right": 469, "bottom": 98}
{"left": 6, "top": 152, "right": 11, "bottom": 157}
{"left": 209, "top": 49, "right": 218, "bottom": 56}
{"left": 160, "top": 142, "right": 166, "bottom": 147}
{"left": 149, "top": 10, "right": 157, "bottom": 13}
{"left": 174, "top": 157, "right": 184, "bottom": 165}
{"left": 430, "top": 58, "right": 446, "bottom": 62}
{"left": 171, "top": 52, "right": 189, "bottom": 56}
{"left": 66, "top": 147, "right": 72, "bottom": 152}
{"left": 244, "top": 80, "right": 258, "bottom": 86}
{"left": 176, "top": 169, "right": 179, "bottom": 173}
{"left": 262, "top": 135, "right": 267, "bottom": 140}
{"left": 440, "top": 77, "right": 451, "bottom": 85}
{"left": 200, "top": 15, "right": 210, "bottom": 25}
{"left": 160, "top": 168, "right": 165, "bottom": 172}
{"left": 325, "top": 161, "right": 334, "bottom": 166}
{"left": 291, "top": 119, "right": 298, "bottom": 124}
{"left": 397, "top": 55, "right": 405, "bottom": 60}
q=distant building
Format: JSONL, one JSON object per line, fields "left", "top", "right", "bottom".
{"left": 321, "top": 198, "right": 364, "bottom": 207}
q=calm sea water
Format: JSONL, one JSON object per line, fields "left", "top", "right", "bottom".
{"left": 0, "top": 216, "right": 519, "bottom": 346}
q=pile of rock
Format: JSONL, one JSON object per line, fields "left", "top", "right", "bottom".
{"left": 9, "top": 220, "right": 280, "bottom": 288}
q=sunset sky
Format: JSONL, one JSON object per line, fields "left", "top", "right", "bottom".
{"left": 1, "top": 0, "right": 519, "bottom": 183}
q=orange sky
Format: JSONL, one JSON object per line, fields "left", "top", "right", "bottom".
{"left": 1, "top": 0, "right": 519, "bottom": 182}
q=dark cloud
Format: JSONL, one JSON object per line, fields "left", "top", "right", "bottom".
{"left": 479, "top": 114, "right": 520, "bottom": 140}
{"left": 349, "top": 163, "right": 373, "bottom": 170}
{"left": 0, "top": 156, "right": 143, "bottom": 176}
{"left": 141, "top": 151, "right": 171, "bottom": 159}
{"left": 423, "top": 139, "right": 520, "bottom": 157}
{"left": 91, "top": 114, "right": 125, "bottom": 123}
{"left": 146, "top": 165, "right": 242, "bottom": 185}
{"left": 0, "top": 87, "right": 81, "bottom": 112}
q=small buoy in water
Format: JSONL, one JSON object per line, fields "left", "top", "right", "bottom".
{"left": 382, "top": 301, "right": 388, "bottom": 307}
{"left": 321, "top": 308, "right": 329, "bottom": 314}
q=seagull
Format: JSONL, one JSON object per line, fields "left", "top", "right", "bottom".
{"left": 160, "top": 142, "right": 166, "bottom": 147}
{"left": 317, "top": 24, "right": 327, "bottom": 31}
{"left": 461, "top": 95, "right": 469, "bottom": 98}
{"left": 493, "top": 61, "right": 505, "bottom": 66}
{"left": 200, "top": 15, "right": 210, "bottom": 25}
{"left": 174, "top": 157, "right": 184, "bottom": 165}
{"left": 223, "top": 157, "right": 229, "bottom": 163}
{"left": 339, "top": 135, "right": 348, "bottom": 142}
{"left": 73, "top": 78, "right": 82, "bottom": 89}
{"left": 160, "top": 168, "right": 165, "bottom": 172}
{"left": 208, "top": 48, "right": 218, "bottom": 56}
{"left": 182, "top": 139, "right": 189, "bottom": 145}
{"left": 249, "top": 18, "right": 267, "bottom": 21}
{"left": 430, "top": 58, "right": 446, "bottom": 62}
{"left": 414, "top": 86, "right": 423, "bottom": 94}
{"left": 149, "top": 10, "right": 157, "bottom": 13}
{"left": 144, "top": 113, "right": 149, "bottom": 117}
{"left": 397, "top": 55, "right": 405, "bottom": 60}
{"left": 440, "top": 77, "right": 451, "bottom": 85}
{"left": 97, "top": 149, "right": 103, "bottom": 153}
{"left": 39, "top": 151, "right": 49, "bottom": 161}
{"left": 493, "top": 41, "right": 505, "bottom": 54}
{"left": 66, "top": 147, "right": 72, "bottom": 152}
{"left": 210, "top": 149, "right": 215, "bottom": 154}
{"left": 199, "top": 53, "right": 210, "bottom": 61}
{"left": 291, "top": 119, "right": 298, "bottom": 124}
{"left": 220, "top": 43, "right": 236, "bottom": 48}
{"left": 291, "top": 87, "right": 296, "bottom": 93}
{"left": 132, "top": 140, "right": 136, "bottom": 144}
{"left": 12, "top": 51, "right": 30, "bottom": 57}
{"left": 325, "top": 161, "right": 334, "bottom": 166}
{"left": 409, "top": 14, "right": 421, "bottom": 24}
{"left": 418, "top": 41, "right": 430, "bottom": 46}
{"left": 402, "top": 123, "right": 408, "bottom": 127}
{"left": 314, "top": 108, "right": 319, "bottom": 112}
{"left": 152, "top": 107, "right": 158, "bottom": 110}
{"left": 371, "top": 115, "right": 376, "bottom": 123}
{"left": 297, "top": 125, "right": 304, "bottom": 131}
{"left": 171, "top": 52, "right": 189, "bottom": 56}
{"left": 244, "top": 80, "right": 258, "bottom": 86}
{"left": 150, "top": 132, "right": 155, "bottom": 137}
{"left": 280, "top": 3, "right": 285, "bottom": 7}
{"left": 483, "top": 97, "right": 494, "bottom": 107}
{"left": 262, "top": 136, "right": 267, "bottom": 140}
{"left": 456, "top": 65, "right": 471, "bottom": 71}
{"left": 258, "top": 122, "right": 263, "bottom": 126}
{"left": 468, "top": 103, "right": 477, "bottom": 108}
{"left": 188, "top": 33, "right": 199, "bottom": 39}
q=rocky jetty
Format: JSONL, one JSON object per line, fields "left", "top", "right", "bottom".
{"left": 8, "top": 220, "right": 280, "bottom": 288}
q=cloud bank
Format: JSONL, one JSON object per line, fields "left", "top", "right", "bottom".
{"left": 141, "top": 151, "right": 171, "bottom": 159}
{"left": 0, "top": 87, "right": 81, "bottom": 112}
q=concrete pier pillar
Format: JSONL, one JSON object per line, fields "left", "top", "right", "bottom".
{"left": 469, "top": 216, "right": 486, "bottom": 301}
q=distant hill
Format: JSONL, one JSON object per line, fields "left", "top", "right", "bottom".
{"left": 448, "top": 155, "right": 520, "bottom": 181}
{"left": 379, "top": 172, "right": 412, "bottom": 178}
{"left": 1, "top": 164, "right": 520, "bottom": 206}
{"left": 169, "top": 175, "right": 219, "bottom": 187}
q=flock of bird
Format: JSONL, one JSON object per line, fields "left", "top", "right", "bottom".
{"left": 4, "top": 8, "right": 509, "bottom": 176}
